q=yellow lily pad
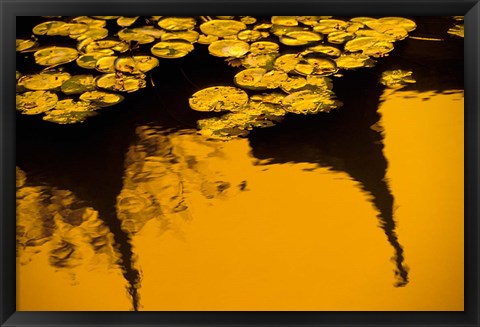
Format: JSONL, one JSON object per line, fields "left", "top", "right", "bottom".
{"left": 249, "top": 41, "right": 279, "bottom": 54}
{"left": 79, "top": 91, "right": 125, "bottom": 107}
{"left": 274, "top": 53, "right": 302, "bottom": 73}
{"left": 161, "top": 30, "right": 200, "bottom": 43}
{"left": 285, "top": 30, "right": 322, "bottom": 43}
{"left": 92, "top": 16, "right": 120, "bottom": 20}
{"left": 130, "top": 26, "right": 165, "bottom": 39}
{"left": 158, "top": 17, "right": 196, "bottom": 31}
{"left": 71, "top": 16, "right": 107, "bottom": 28}
{"left": 234, "top": 68, "right": 288, "bottom": 90}
{"left": 377, "top": 17, "right": 417, "bottom": 32}
{"left": 241, "top": 52, "right": 277, "bottom": 69}
{"left": 279, "top": 75, "right": 307, "bottom": 93}
{"left": 83, "top": 39, "right": 130, "bottom": 53}
{"left": 117, "top": 16, "right": 139, "bottom": 27}
{"left": 43, "top": 99, "right": 98, "bottom": 124}
{"left": 271, "top": 25, "right": 308, "bottom": 37}
{"left": 115, "top": 56, "right": 159, "bottom": 74}
{"left": 295, "top": 16, "right": 323, "bottom": 26}
{"left": 95, "top": 73, "right": 147, "bottom": 92}
{"left": 304, "top": 44, "right": 342, "bottom": 57}
{"left": 380, "top": 69, "right": 416, "bottom": 88}
{"left": 34, "top": 46, "right": 79, "bottom": 66}
{"left": 61, "top": 75, "right": 96, "bottom": 95}
{"left": 335, "top": 53, "right": 376, "bottom": 69}
{"left": 240, "top": 16, "right": 257, "bottom": 25}
{"left": 16, "top": 91, "right": 58, "bottom": 114}
{"left": 282, "top": 89, "right": 341, "bottom": 114}
{"left": 345, "top": 37, "right": 394, "bottom": 57}
{"left": 16, "top": 38, "right": 38, "bottom": 52}
{"left": 95, "top": 56, "right": 118, "bottom": 73}
{"left": 327, "top": 31, "right": 355, "bottom": 44}
{"left": 118, "top": 28, "right": 156, "bottom": 44}
{"left": 294, "top": 57, "right": 338, "bottom": 76}
{"left": 32, "top": 21, "right": 67, "bottom": 35}
{"left": 197, "top": 34, "right": 219, "bottom": 44}
{"left": 17, "top": 71, "right": 71, "bottom": 91}
{"left": 151, "top": 40, "right": 194, "bottom": 58}
{"left": 76, "top": 50, "right": 115, "bottom": 69}
{"left": 208, "top": 40, "right": 250, "bottom": 58}
{"left": 237, "top": 30, "right": 263, "bottom": 42}
{"left": 367, "top": 23, "right": 409, "bottom": 41}
{"left": 271, "top": 16, "right": 298, "bottom": 26}
{"left": 70, "top": 27, "right": 109, "bottom": 41}
{"left": 200, "top": 19, "right": 247, "bottom": 37}
{"left": 189, "top": 86, "right": 248, "bottom": 112}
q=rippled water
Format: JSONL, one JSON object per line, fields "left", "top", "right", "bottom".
{"left": 16, "top": 17, "right": 463, "bottom": 311}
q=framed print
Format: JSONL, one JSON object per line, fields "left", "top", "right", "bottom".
{"left": 1, "top": 0, "right": 478, "bottom": 326}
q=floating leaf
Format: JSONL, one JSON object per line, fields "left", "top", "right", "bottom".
{"left": 208, "top": 40, "right": 249, "bottom": 58}
{"left": 95, "top": 56, "right": 118, "bottom": 73}
{"left": 117, "top": 16, "right": 139, "bottom": 27}
{"left": 32, "top": 21, "right": 67, "bottom": 35}
{"left": 295, "top": 16, "right": 323, "bottom": 26}
{"left": 82, "top": 39, "right": 130, "bottom": 53}
{"left": 284, "top": 30, "right": 322, "bottom": 43}
{"left": 130, "top": 26, "right": 165, "bottom": 39}
{"left": 151, "top": 40, "right": 194, "bottom": 58}
{"left": 200, "top": 19, "right": 247, "bottom": 37}
{"left": 294, "top": 57, "right": 338, "bottom": 76}
{"left": 71, "top": 16, "right": 107, "bottom": 28}
{"left": 379, "top": 69, "right": 416, "bottom": 88}
{"left": 304, "top": 44, "right": 342, "bottom": 57}
{"left": 43, "top": 99, "right": 98, "bottom": 124}
{"left": 70, "top": 27, "right": 109, "bottom": 41}
{"left": 16, "top": 38, "right": 38, "bottom": 52}
{"left": 95, "top": 73, "right": 147, "bottom": 92}
{"left": 282, "top": 89, "right": 341, "bottom": 114}
{"left": 335, "top": 53, "right": 376, "bottom": 69}
{"left": 241, "top": 52, "right": 277, "bottom": 69}
{"left": 327, "top": 31, "right": 355, "bottom": 44}
{"left": 16, "top": 71, "right": 22, "bottom": 80}
{"left": 79, "top": 91, "right": 124, "bottom": 107}
{"left": 61, "top": 75, "right": 96, "bottom": 95}
{"left": 17, "top": 71, "right": 71, "bottom": 91}
{"left": 76, "top": 50, "right": 115, "bottom": 69}
{"left": 197, "top": 114, "right": 251, "bottom": 140}
{"left": 273, "top": 53, "right": 302, "bottom": 73}
{"left": 189, "top": 86, "right": 248, "bottom": 112}
{"left": 161, "top": 30, "right": 199, "bottom": 43}
{"left": 240, "top": 16, "right": 257, "bottom": 25}
{"left": 345, "top": 37, "right": 394, "bottom": 57}
{"left": 16, "top": 91, "right": 58, "bottom": 114}
{"left": 34, "top": 46, "right": 79, "bottom": 66}
{"left": 350, "top": 17, "right": 377, "bottom": 24}
{"left": 270, "top": 25, "right": 308, "bottom": 37}
{"left": 237, "top": 30, "right": 263, "bottom": 42}
{"left": 91, "top": 16, "right": 120, "bottom": 20}
{"left": 158, "top": 17, "right": 196, "bottom": 31}
{"left": 271, "top": 16, "right": 298, "bottom": 26}
{"left": 118, "top": 28, "right": 156, "bottom": 44}
{"left": 115, "top": 56, "right": 159, "bottom": 74}
{"left": 313, "top": 19, "right": 348, "bottom": 34}
{"left": 197, "top": 34, "right": 219, "bottom": 44}
{"left": 366, "top": 22, "right": 409, "bottom": 41}
{"left": 279, "top": 75, "right": 307, "bottom": 93}
{"left": 249, "top": 41, "right": 279, "bottom": 54}
{"left": 234, "top": 68, "right": 288, "bottom": 90}
{"left": 377, "top": 17, "right": 416, "bottom": 32}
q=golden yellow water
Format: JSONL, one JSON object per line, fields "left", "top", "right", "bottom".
{"left": 16, "top": 89, "right": 464, "bottom": 311}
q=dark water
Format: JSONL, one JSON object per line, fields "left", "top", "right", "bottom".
{"left": 16, "top": 16, "right": 464, "bottom": 311}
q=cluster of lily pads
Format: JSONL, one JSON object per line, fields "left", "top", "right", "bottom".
{"left": 186, "top": 16, "right": 417, "bottom": 139}
{"left": 16, "top": 15, "right": 417, "bottom": 129}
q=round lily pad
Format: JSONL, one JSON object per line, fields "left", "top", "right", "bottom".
{"left": 234, "top": 68, "right": 288, "bottom": 90}
{"left": 43, "top": 99, "right": 98, "bottom": 124}
{"left": 208, "top": 40, "right": 249, "bottom": 58}
{"left": 95, "top": 56, "right": 118, "bottom": 73}
{"left": 16, "top": 91, "right": 58, "bottom": 114}
{"left": 295, "top": 16, "right": 322, "bottom": 26}
{"left": 335, "top": 53, "right": 376, "bottom": 69}
{"left": 350, "top": 17, "right": 377, "bottom": 24}
{"left": 61, "top": 75, "right": 96, "bottom": 95}
{"left": 95, "top": 73, "right": 147, "bottom": 92}
{"left": 16, "top": 38, "right": 38, "bottom": 52}
{"left": 271, "top": 16, "right": 298, "bottom": 26}
{"left": 189, "top": 86, "right": 248, "bottom": 112}
{"left": 344, "top": 37, "right": 394, "bottom": 57}
{"left": 115, "top": 56, "right": 159, "bottom": 74}
{"left": 240, "top": 16, "right": 257, "bottom": 25}
{"left": 379, "top": 69, "right": 416, "bottom": 88}
{"left": 271, "top": 25, "right": 308, "bottom": 37}
{"left": 34, "top": 46, "right": 79, "bottom": 66}
{"left": 282, "top": 89, "right": 341, "bottom": 114}
{"left": 83, "top": 39, "right": 129, "bottom": 53}
{"left": 32, "top": 21, "right": 67, "bottom": 35}
{"left": 79, "top": 91, "right": 125, "bottom": 107}
{"left": 285, "top": 30, "right": 322, "bottom": 43}
{"left": 294, "top": 57, "right": 338, "bottom": 76}
{"left": 241, "top": 52, "right": 277, "bottom": 69}
{"left": 161, "top": 30, "right": 199, "bottom": 43}
{"left": 76, "top": 50, "right": 115, "bottom": 69}
{"left": 305, "top": 45, "right": 342, "bottom": 57}
{"left": 197, "top": 34, "right": 219, "bottom": 44}
{"left": 151, "top": 40, "right": 194, "bottom": 58}
{"left": 158, "top": 17, "right": 196, "bottom": 31}
{"left": 279, "top": 75, "right": 307, "bottom": 93}
{"left": 117, "top": 16, "right": 139, "bottom": 27}
{"left": 71, "top": 16, "right": 107, "bottom": 28}
{"left": 17, "top": 71, "right": 71, "bottom": 91}
{"left": 92, "top": 16, "right": 120, "bottom": 20}
{"left": 273, "top": 53, "right": 302, "bottom": 73}
{"left": 118, "top": 28, "right": 156, "bottom": 44}
{"left": 366, "top": 22, "right": 409, "bottom": 41}
{"left": 327, "top": 31, "right": 355, "bottom": 44}
{"left": 377, "top": 17, "right": 417, "bottom": 32}
{"left": 249, "top": 41, "right": 279, "bottom": 54}
{"left": 237, "top": 30, "right": 262, "bottom": 42}
{"left": 200, "top": 19, "right": 247, "bottom": 37}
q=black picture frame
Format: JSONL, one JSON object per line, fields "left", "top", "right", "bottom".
{"left": 2, "top": 1, "right": 478, "bottom": 326}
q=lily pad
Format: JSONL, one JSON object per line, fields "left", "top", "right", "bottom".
{"left": 377, "top": 17, "right": 417, "bottom": 32}
{"left": 241, "top": 52, "right": 277, "bottom": 69}
{"left": 197, "top": 114, "right": 251, "bottom": 140}
{"left": 17, "top": 71, "right": 71, "bottom": 91}
{"left": 79, "top": 91, "right": 125, "bottom": 107}
{"left": 83, "top": 39, "right": 130, "bottom": 53}
{"left": 237, "top": 29, "right": 263, "bottom": 42}
{"left": 327, "top": 31, "right": 355, "bottom": 44}
{"left": 284, "top": 30, "right": 322, "bottom": 43}
{"left": 240, "top": 16, "right": 257, "bottom": 25}
{"left": 335, "top": 53, "right": 376, "bottom": 69}
{"left": 273, "top": 53, "right": 302, "bottom": 73}
{"left": 151, "top": 40, "right": 195, "bottom": 58}
{"left": 71, "top": 16, "right": 107, "bottom": 28}
{"left": 234, "top": 68, "right": 288, "bottom": 90}
{"left": 158, "top": 17, "right": 196, "bottom": 31}
{"left": 304, "top": 44, "right": 342, "bottom": 57}
{"left": 34, "top": 46, "right": 79, "bottom": 66}
{"left": 91, "top": 16, "right": 120, "bottom": 20}
{"left": 76, "top": 50, "right": 115, "bottom": 69}
{"left": 295, "top": 16, "right": 323, "bottom": 26}
{"left": 118, "top": 28, "right": 156, "bottom": 44}
{"left": 70, "top": 27, "right": 109, "bottom": 41}
{"left": 95, "top": 73, "right": 147, "bottom": 92}
{"left": 294, "top": 57, "right": 338, "bottom": 76}
{"left": 271, "top": 16, "right": 298, "bottom": 26}
{"left": 43, "top": 99, "right": 98, "bottom": 124}
{"left": 282, "top": 89, "right": 341, "bottom": 114}
{"left": 161, "top": 30, "right": 200, "bottom": 43}
{"left": 16, "top": 91, "right": 58, "bottom": 114}
{"left": 197, "top": 34, "right": 219, "bottom": 44}
{"left": 279, "top": 75, "right": 308, "bottom": 93}
{"left": 16, "top": 38, "right": 38, "bottom": 52}
{"left": 208, "top": 40, "right": 249, "bottom": 58}
{"left": 249, "top": 41, "right": 279, "bottom": 54}
{"left": 189, "top": 86, "right": 248, "bottom": 112}
{"left": 32, "top": 21, "right": 67, "bottom": 35}
{"left": 344, "top": 37, "right": 394, "bottom": 57}
{"left": 379, "top": 69, "right": 416, "bottom": 88}
{"left": 200, "top": 19, "right": 247, "bottom": 37}
{"left": 61, "top": 75, "right": 96, "bottom": 95}
{"left": 366, "top": 22, "right": 409, "bottom": 41}
{"left": 115, "top": 56, "right": 159, "bottom": 74}
{"left": 95, "top": 56, "right": 118, "bottom": 73}
{"left": 117, "top": 16, "right": 139, "bottom": 27}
